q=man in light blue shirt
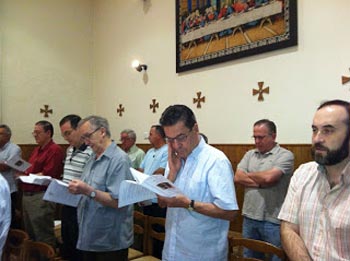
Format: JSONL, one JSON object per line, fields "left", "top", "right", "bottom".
{"left": 138, "top": 124, "right": 168, "bottom": 258}
{"left": 158, "top": 105, "right": 238, "bottom": 261}
{"left": 0, "top": 124, "right": 21, "bottom": 229}
{"left": 68, "top": 116, "right": 133, "bottom": 261}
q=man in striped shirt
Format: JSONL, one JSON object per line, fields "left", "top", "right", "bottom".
{"left": 59, "top": 115, "right": 93, "bottom": 261}
{"left": 279, "top": 99, "right": 350, "bottom": 260}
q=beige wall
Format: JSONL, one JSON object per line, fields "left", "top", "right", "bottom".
{"left": 0, "top": 0, "right": 94, "bottom": 144}
{"left": 93, "top": 0, "right": 350, "bottom": 144}
{"left": 1, "top": 1, "right": 350, "bottom": 144}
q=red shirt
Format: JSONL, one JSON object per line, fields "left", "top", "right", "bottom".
{"left": 21, "top": 140, "right": 65, "bottom": 192}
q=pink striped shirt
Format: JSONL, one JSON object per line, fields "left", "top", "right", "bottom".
{"left": 279, "top": 161, "right": 350, "bottom": 261}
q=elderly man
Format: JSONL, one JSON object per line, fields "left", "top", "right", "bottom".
{"left": 21, "top": 120, "right": 65, "bottom": 247}
{"left": 59, "top": 115, "right": 93, "bottom": 261}
{"left": 0, "top": 124, "right": 21, "bottom": 228}
{"left": 157, "top": 104, "right": 238, "bottom": 261}
{"left": 68, "top": 116, "right": 133, "bottom": 261}
{"left": 279, "top": 100, "right": 350, "bottom": 261}
{"left": 234, "top": 119, "right": 294, "bottom": 261}
{"left": 120, "top": 129, "right": 145, "bottom": 169}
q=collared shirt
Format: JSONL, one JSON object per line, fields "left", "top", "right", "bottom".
{"left": 0, "top": 174, "right": 11, "bottom": 258}
{"left": 127, "top": 144, "right": 145, "bottom": 169}
{"left": 279, "top": 161, "right": 350, "bottom": 261}
{"left": 140, "top": 144, "right": 168, "bottom": 175}
{"left": 0, "top": 141, "right": 21, "bottom": 193}
{"left": 21, "top": 140, "right": 65, "bottom": 192}
{"left": 163, "top": 138, "right": 238, "bottom": 261}
{"left": 62, "top": 144, "right": 92, "bottom": 183}
{"left": 77, "top": 142, "right": 133, "bottom": 251}
{"left": 237, "top": 144, "right": 294, "bottom": 224}
{"left": 140, "top": 144, "right": 168, "bottom": 203}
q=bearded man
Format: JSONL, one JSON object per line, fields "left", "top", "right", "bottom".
{"left": 279, "top": 99, "right": 350, "bottom": 261}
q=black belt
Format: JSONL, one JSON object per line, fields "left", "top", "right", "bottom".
{"left": 23, "top": 191, "right": 45, "bottom": 196}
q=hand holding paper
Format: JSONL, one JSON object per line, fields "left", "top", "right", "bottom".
{"left": 118, "top": 168, "right": 183, "bottom": 208}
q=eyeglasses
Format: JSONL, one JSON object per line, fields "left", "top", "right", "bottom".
{"left": 119, "top": 136, "right": 131, "bottom": 142}
{"left": 166, "top": 129, "right": 192, "bottom": 144}
{"left": 32, "top": 131, "right": 44, "bottom": 136}
{"left": 81, "top": 127, "right": 101, "bottom": 141}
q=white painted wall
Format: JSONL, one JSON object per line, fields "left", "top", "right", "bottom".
{"left": 1, "top": 1, "right": 350, "bottom": 145}
{"left": 93, "top": 0, "right": 350, "bottom": 144}
{"left": 0, "top": 0, "right": 94, "bottom": 144}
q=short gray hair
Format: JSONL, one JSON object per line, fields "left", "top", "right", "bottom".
{"left": 79, "top": 115, "right": 111, "bottom": 138}
{"left": 121, "top": 129, "right": 136, "bottom": 141}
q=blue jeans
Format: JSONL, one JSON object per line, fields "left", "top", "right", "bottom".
{"left": 242, "top": 217, "right": 281, "bottom": 261}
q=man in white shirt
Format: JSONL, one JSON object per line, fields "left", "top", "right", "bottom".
{"left": 158, "top": 104, "right": 238, "bottom": 261}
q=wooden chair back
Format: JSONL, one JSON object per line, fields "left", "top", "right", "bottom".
{"left": 229, "top": 237, "right": 286, "bottom": 261}
{"left": 128, "top": 211, "right": 149, "bottom": 260}
{"left": 146, "top": 216, "right": 165, "bottom": 255}
{"left": 21, "top": 240, "right": 56, "bottom": 261}
{"left": 2, "top": 228, "right": 30, "bottom": 261}
{"left": 131, "top": 216, "right": 166, "bottom": 261}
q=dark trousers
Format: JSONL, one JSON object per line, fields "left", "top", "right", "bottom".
{"left": 61, "top": 205, "right": 83, "bottom": 261}
{"left": 143, "top": 203, "right": 166, "bottom": 259}
{"left": 10, "top": 192, "right": 20, "bottom": 229}
{"left": 82, "top": 248, "right": 128, "bottom": 261}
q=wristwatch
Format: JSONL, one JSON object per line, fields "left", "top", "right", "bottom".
{"left": 188, "top": 199, "right": 195, "bottom": 211}
{"left": 89, "top": 190, "right": 96, "bottom": 199}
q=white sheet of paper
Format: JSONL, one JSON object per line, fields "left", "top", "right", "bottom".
{"left": 1, "top": 155, "right": 31, "bottom": 172}
{"left": 19, "top": 174, "right": 52, "bottom": 186}
{"left": 130, "top": 168, "right": 182, "bottom": 197}
{"left": 118, "top": 180, "right": 156, "bottom": 208}
{"left": 117, "top": 168, "right": 183, "bottom": 208}
{"left": 43, "top": 179, "right": 82, "bottom": 207}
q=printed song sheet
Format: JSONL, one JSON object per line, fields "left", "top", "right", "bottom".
{"left": 43, "top": 179, "right": 82, "bottom": 207}
{"left": 1, "top": 155, "right": 31, "bottom": 172}
{"left": 118, "top": 168, "right": 182, "bottom": 208}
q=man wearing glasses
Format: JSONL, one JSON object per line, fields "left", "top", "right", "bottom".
{"left": 59, "top": 115, "right": 93, "bottom": 261}
{"left": 157, "top": 105, "right": 238, "bottom": 261}
{"left": 68, "top": 115, "right": 133, "bottom": 261}
{"left": 119, "top": 129, "right": 145, "bottom": 169}
{"left": 234, "top": 119, "right": 294, "bottom": 261}
{"left": 20, "top": 120, "right": 65, "bottom": 247}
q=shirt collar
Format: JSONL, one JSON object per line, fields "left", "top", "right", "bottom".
{"left": 186, "top": 136, "right": 206, "bottom": 161}
{"left": 341, "top": 161, "right": 350, "bottom": 185}
{"left": 254, "top": 143, "right": 280, "bottom": 155}
{"left": 0, "top": 141, "right": 11, "bottom": 151}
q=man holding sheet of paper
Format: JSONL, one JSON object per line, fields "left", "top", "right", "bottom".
{"left": 0, "top": 124, "right": 22, "bottom": 228}
{"left": 158, "top": 105, "right": 238, "bottom": 261}
{"left": 19, "top": 120, "right": 65, "bottom": 248}
{"left": 59, "top": 115, "right": 93, "bottom": 261}
{"left": 68, "top": 115, "right": 133, "bottom": 261}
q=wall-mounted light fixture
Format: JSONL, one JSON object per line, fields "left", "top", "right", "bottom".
{"left": 132, "top": 60, "right": 148, "bottom": 72}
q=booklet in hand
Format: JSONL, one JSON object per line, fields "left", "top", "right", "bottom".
{"left": 1, "top": 155, "right": 31, "bottom": 172}
{"left": 43, "top": 179, "right": 82, "bottom": 207}
{"left": 19, "top": 174, "right": 52, "bottom": 186}
{"left": 118, "top": 168, "right": 182, "bottom": 208}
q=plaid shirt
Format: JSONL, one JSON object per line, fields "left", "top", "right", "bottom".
{"left": 279, "top": 161, "right": 350, "bottom": 261}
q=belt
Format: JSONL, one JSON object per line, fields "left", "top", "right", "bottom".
{"left": 23, "top": 191, "right": 45, "bottom": 196}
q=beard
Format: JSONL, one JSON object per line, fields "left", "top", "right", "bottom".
{"left": 311, "top": 133, "right": 350, "bottom": 166}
